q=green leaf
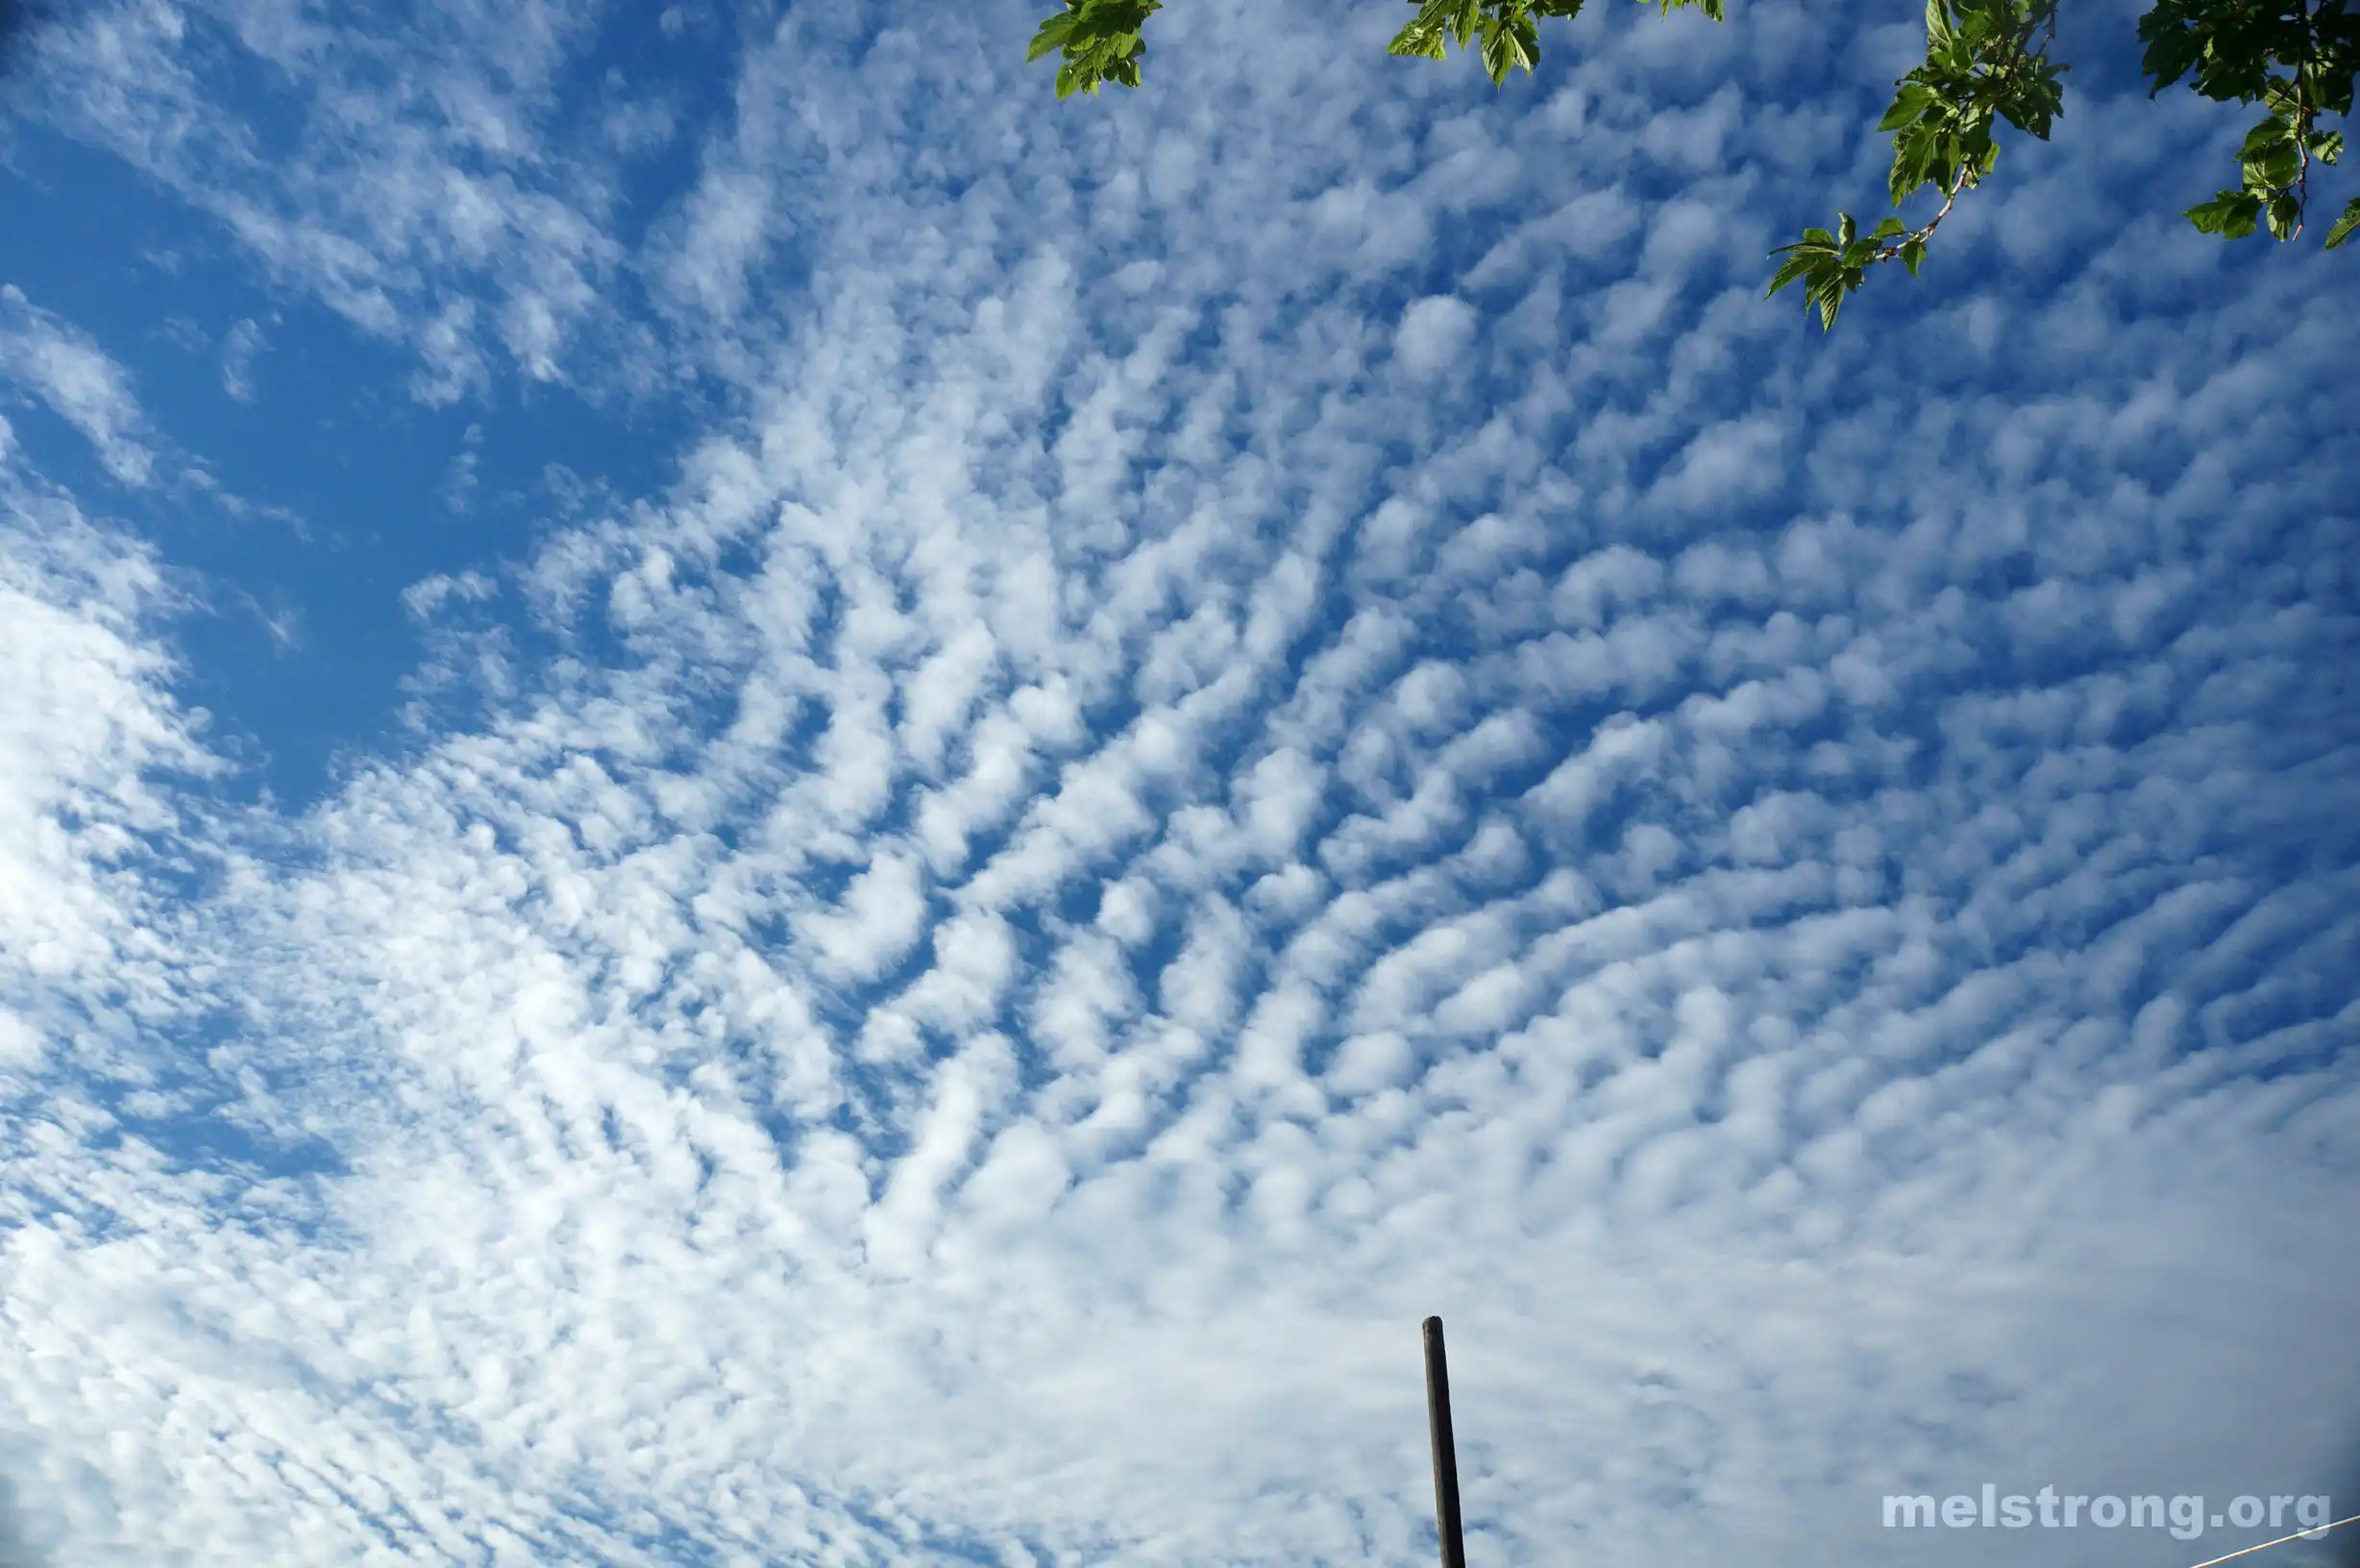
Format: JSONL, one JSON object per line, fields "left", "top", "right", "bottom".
{"left": 1764, "top": 252, "right": 1824, "bottom": 298}
{"left": 2184, "top": 189, "right": 2264, "bottom": 237}
{"left": 2135, "top": 0, "right": 2204, "bottom": 95}
{"left": 1878, "top": 84, "right": 1939, "bottom": 133}
{"left": 2243, "top": 140, "right": 2301, "bottom": 191}
{"left": 1996, "top": 58, "right": 2068, "bottom": 138}
{"left": 1899, "top": 235, "right": 1929, "bottom": 274}
{"left": 1030, "top": 0, "right": 1163, "bottom": 95}
{"left": 1765, "top": 207, "right": 1884, "bottom": 331}
{"left": 1481, "top": 10, "right": 1542, "bottom": 80}
{"left": 2265, "top": 188, "right": 2302, "bottom": 239}
{"left": 1890, "top": 122, "right": 1928, "bottom": 184}
{"left": 1388, "top": 20, "right": 1450, "bottom": 59}
{"left": 1387, "top": 0, "right": 1586, "bottom": 75}
{"left": 1392, "top": 25, "right": 1438, "bottom": 57}
{"left": 2239, "top": 116, "right": 2293, "bottom": 160}
{"left": 1873, "top": 216, "right": 1908, "bottom": 238}
{"left": 1026, "top": 11, "right": 1077, "bottom": 61}
{"left": 2323, "top": 196, "right": 2360, "bottom": 250}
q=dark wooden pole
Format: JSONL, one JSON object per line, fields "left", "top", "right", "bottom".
{"left": 1423, "top": 1315, "right": 1468, "bottom": 1568}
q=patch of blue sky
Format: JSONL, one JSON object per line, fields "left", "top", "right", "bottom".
{"left": 1, "top": 131, "right": 704, "bottom": 814}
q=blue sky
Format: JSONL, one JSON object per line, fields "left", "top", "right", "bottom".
{"left": 1, "top": 0, "right": 2356, "bottom": 1563}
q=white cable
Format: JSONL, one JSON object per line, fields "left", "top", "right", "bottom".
{"left": 2182, "top": 1511, "right": 2360, "bottom": 1568}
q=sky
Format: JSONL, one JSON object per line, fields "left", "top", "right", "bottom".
{"left": 0, "top": 0, "right": 2356, "bottom": 1563}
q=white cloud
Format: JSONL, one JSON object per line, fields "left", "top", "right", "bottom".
{"left": 1393, "top": 294, "right": 1477, "bottom": 379}
{"left": 0, "top": 0, "right": 2354, "bottom": 1563}
{"left": 219, "top": 316, "right": 263, "bottom": 403}
{"left": 24, "top": 0, "right": 627, "bottom": 402}
{"left": 0, "top": 491, "right": 213, "bottom": 1032}
{"left": 0, "top": 287, "right": 157, "bottom": 485}
{"left": 1650, "top": 412, "right": 1787, "bottom": 515}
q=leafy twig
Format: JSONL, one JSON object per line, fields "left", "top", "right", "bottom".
{"left": 1767, "top": 0, "right": 2069, "bottom": 327}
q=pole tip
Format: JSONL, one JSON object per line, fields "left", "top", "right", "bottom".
{"left": 1423, "top": 1314, "right": 1443, "bottom": 1335}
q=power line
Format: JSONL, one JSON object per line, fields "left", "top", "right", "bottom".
{"left": 2182, "top": 1512, "right": 2360, "bottom": 1568}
